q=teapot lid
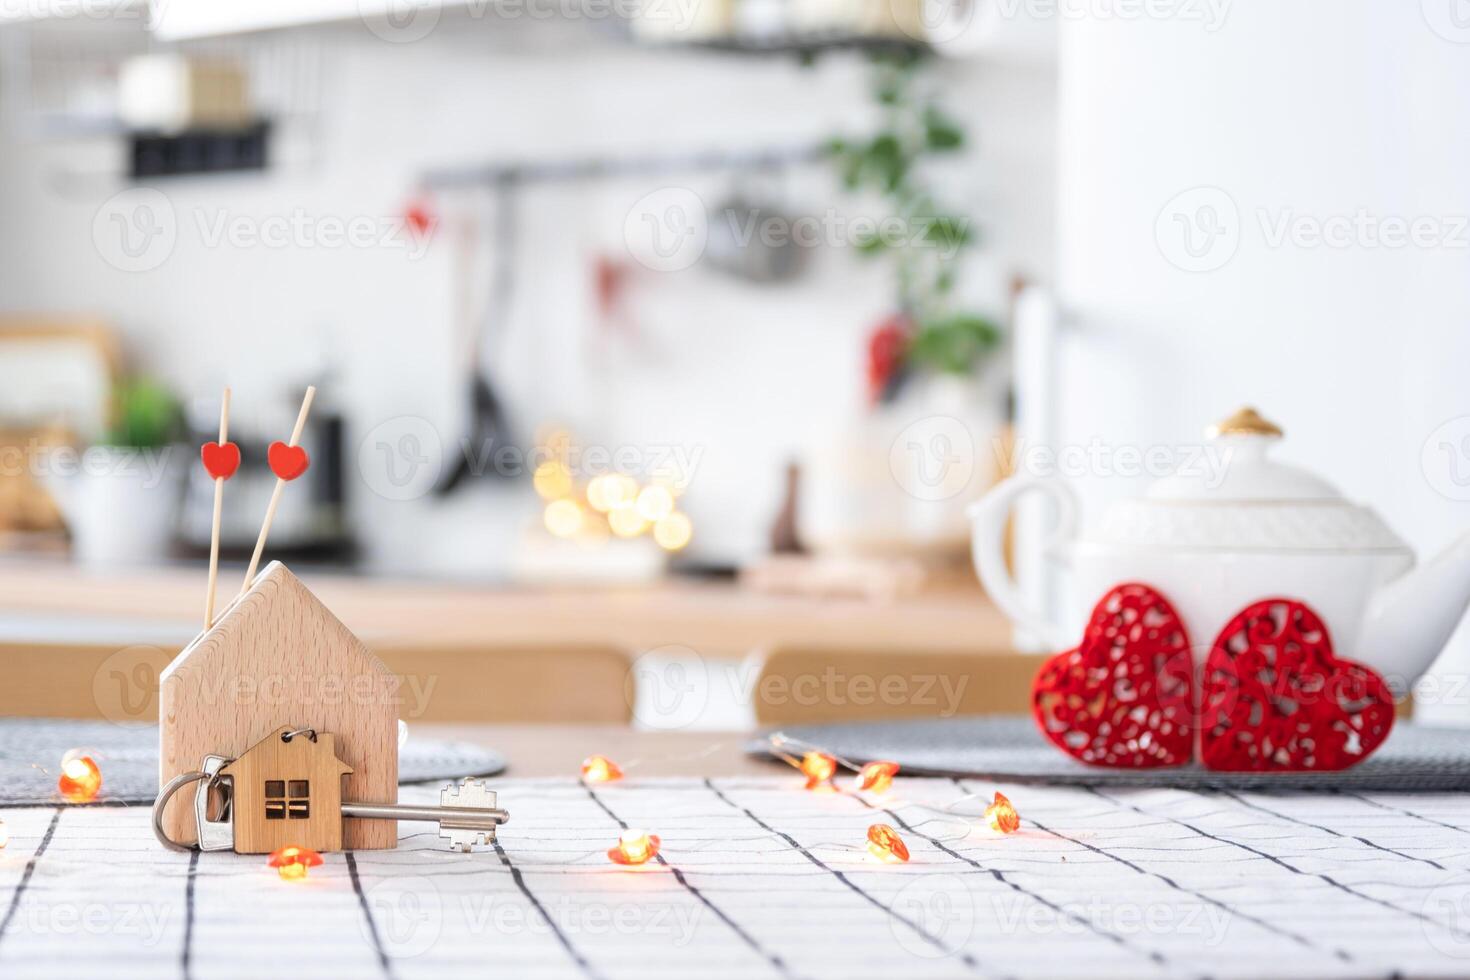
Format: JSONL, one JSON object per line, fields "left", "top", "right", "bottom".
{"left": 1094, "top": 407, "right": 1409, "bottom": 553}
{"left": 1147, "top": 407, "right": 1341, "bottom": 502}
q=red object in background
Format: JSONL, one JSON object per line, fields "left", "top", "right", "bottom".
{"left": 865, "top": 314, "right": 911, "bottom": 402}
{"left": 404, "top": 197, "right": 435, "bottom": 238}
{"left": 1199, "top": 599, "right": 1394, "bottom": 771}
{"left": 267, "top": 442, "right": 310, "bottom": 481}
{"left": 1032, "top": 583, "right": 1195, "bottom": 768}
{"left": 200, "top": 441, "right": 241, "bottom": 481}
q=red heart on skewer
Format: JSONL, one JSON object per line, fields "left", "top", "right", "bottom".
{"left": 200, "top": 442, "right": 241, "bottom": 481}
{"left": 1031, "top": 583, "right": 1195, "bottom": 768}
{"left": 1199, "top": 598, "right": 1394, "bottom": 771}
{"left": 267, "top": 442, "right": 310, "bottom": 481}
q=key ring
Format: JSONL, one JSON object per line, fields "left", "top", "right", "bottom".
{"left": 152, "top": 770, "right": 210, "bottom": 852}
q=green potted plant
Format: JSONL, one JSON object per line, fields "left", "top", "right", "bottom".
{"left": 45, "top": 378, "right": 184, "bottom": 567}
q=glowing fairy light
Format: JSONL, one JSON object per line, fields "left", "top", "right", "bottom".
{"left": 58, "top": 753, "right": 101, "bottom": 803}
{"left": 985, "top": 792, "right": 1020, "bottom": 834}
{"left": 588, "top": 474, "right": 638, "bottom": 513}
{"left": 866, "top": 824, "right": 910, "bottom": 863}
{"left": 607, "top": 829, "right": 660, "bottom": 865}
{"left": 799, "top": 751, "right": 837, "bottom": 790}
{"left": 636, "top": 485, "right": 675, "bottom": 522}
{"left": 608, "top": 505, "right": 648, "bottom": 538}
{"left": 580, "top": 755, "right": 624, "bottom": 783}
{"left": 653, "top": 512, "right": 692, "bottom": 551}
{"left": 544, "top": 498, "right": 584, "bottom": 538}
{"left": 533, "top": 460, "right": 573, "bottom": 500}
{"left": 267, "top": 845, "right": 323, "bottom": 881}
{"left": 853, "top": 761, "right": 900, "bottom": 793}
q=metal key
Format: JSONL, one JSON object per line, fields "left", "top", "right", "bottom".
{"left": 161, "top": 760, "right": 509, "bottom": 853}
{"left": 342, "top": 779, "right": 510, "bottom": 852}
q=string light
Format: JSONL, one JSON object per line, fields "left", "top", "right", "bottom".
{"left": 58, "top": 753, "right": 101, "bottom": 803}
{"left": 267, "top": 845, "right": 323, "bottom": 881}
{"left": 799, "top": 751, "right": 837, "bottom": 790}
{"left": 853, "top": 761, "right": 900, "bottom": 793}
{"left": 636, "top": 485, "right": 675, "bottom": 522}
{"left": 607, "top": 829, "right": 660, "bottom": 865}
{"left": 653, "top": 512, "right": 693, "bottom": 551}
{"left": 544, "top": 498, "right": 584, "bottom": 538}
{"left": 985, "top": 792, "right": 1020, "bottom": 834}
{"left": 608, "top": 505, "right": 648, "bottom": 538}
{"left": 533, "top": 460, "right": 573, "bottom": 500}
{"left": 866, "top": 824, "right": 910, "bottom": 863}
{"left": 581, "top": 755, "right": 624, "bottom": 783}
{"left": 0, "top": 818, "right": 8, "bottom": 849}
{"left": 588, "top": 474, "right": 638, "bottom": 513}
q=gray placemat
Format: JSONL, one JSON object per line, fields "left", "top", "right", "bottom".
{"left": 746, "top": 716, "right": 1470, "bottom": 791}
{"left": 0, "top": 718, "right": 506, "bottom": 805}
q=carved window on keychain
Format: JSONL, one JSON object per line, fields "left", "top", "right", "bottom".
{"left": 264, "top": 780, "right": 311, "bottom": 820}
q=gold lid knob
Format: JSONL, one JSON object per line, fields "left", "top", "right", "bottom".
{"left": 1208, "top": 407, "right": 1283, "bottom": 438}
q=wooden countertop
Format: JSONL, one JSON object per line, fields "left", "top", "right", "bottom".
{"left": 0, "top": 558, "right": 1015, "bottom": 658}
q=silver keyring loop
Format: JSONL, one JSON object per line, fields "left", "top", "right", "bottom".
{"left": 281, "top": 728, "right": 317, "bottom": 743}
{"left": 152, "top": 770, "right": 209, "bottom": 852}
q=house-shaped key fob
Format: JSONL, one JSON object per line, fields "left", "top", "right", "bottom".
{"left": 220, "top": 727, "right": 354, "bottom": 854}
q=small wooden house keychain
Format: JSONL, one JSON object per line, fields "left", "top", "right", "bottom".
{"left": 154, "top": 387, "right": 509, "bottom": 854}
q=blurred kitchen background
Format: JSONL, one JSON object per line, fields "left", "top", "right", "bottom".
{"left": 2, "top": 0, "right": 1469, "bottom": 729}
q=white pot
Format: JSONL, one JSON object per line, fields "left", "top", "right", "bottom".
{"left": 45, "top": 445, "right": 182, "bottom": 568}
{"left": 969, "top": 407, "right": 1470, "bottom": 694}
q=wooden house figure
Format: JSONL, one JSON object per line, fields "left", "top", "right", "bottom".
{"left": 220, "top": 726, "right": 354, "bottom": 853}
{"left": 158, "top": 561, "right": 399, "bottom": 849}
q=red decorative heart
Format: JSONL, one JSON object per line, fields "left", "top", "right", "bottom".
{"left": 1199, "top": 599, "right": 1394, "bottom": 771}
{"left": 267, "top": 442, "right": 310, "bottom": 481}
{"left": 1032, "top": 583, "right": 1195, "bottom": 768}
{"left": 200, "top": 441, "right": 241, "bottom": 481}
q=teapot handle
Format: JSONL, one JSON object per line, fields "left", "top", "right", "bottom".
{"left": 967, "top": 475, "right": 1078, "bottom": 649}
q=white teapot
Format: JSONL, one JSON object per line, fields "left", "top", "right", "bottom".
{"left": 969, "top": 408, "right": 1470, "bottom": 694}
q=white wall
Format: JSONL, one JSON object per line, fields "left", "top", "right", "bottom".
{"left": 0, "top": 17, "right": 1056, "bottom": 575}
{"left": 1052, "top": 2, "right": 1470, "bottom": 718}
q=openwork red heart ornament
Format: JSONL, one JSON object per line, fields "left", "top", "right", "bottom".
{"left": 267, "top": 442, "right": 310, "bottom": 481}
{"left": 1199, "top": 599, "right": 1394, "bottom": 771}
{"left": 200, "top": 441, "right": 240, "bottom": 481}
{"left": 1032, "top": 583, "right": 1195, "bottom": 768}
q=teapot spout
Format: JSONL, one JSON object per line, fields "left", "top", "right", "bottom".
{"left": 1362, "top": 530, "right": 1470, "bottom": 695}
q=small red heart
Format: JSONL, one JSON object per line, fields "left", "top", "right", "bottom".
{"left": 200, "top": 441, "right": 241, "bottom": 481}
{"left": 1199, "top": 599, "right": 1394, "bottom": 771}
{"left": 1032, "top": 583, "right": 1195, "bottom": 768}
{"left": 267, "top": 441, "right": 310, "bottom": 481}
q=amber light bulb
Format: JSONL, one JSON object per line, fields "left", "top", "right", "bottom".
{"left": 853, "top": 761, "right": 900, "bottom": 793}
{"left": 866, "top": 824, "right": 910, "bottom": 863}
{"left": 799, "top": 752, "right": 837, "bottom": 790}
{"left": 267, "top": 845, "right": 324, "bottom": 881}
{"left": 58, "top": 754, "right": 101, "bottom": 803}
{"left": 581, "top": 755, "right": 624, "bottom": 783}
{"left": 607, "top": 829, "right": 661, "bottom": 866}
{"left": 985, "top": 792, "right": 1020, "bottom": 834}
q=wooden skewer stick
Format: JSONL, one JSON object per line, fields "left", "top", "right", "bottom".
{"left": 203, "top": 387, "right": 231, "bottom": 630}
{"left": 239, "top": 386, "right": 316, "bottom": 597}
